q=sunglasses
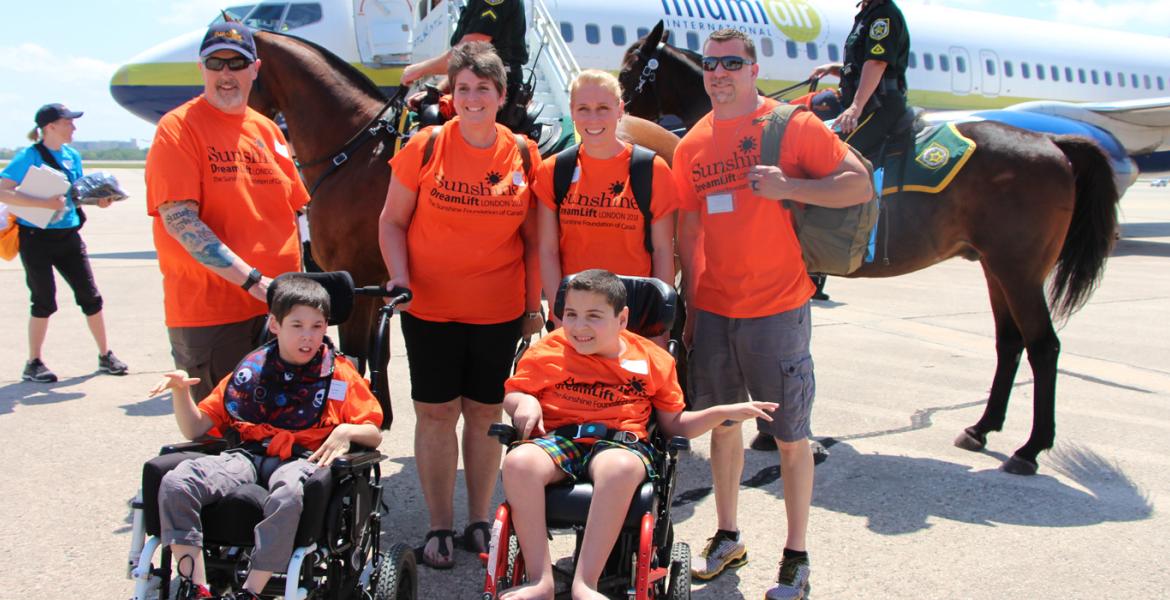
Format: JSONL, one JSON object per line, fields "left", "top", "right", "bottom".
{"left": 203, "top": 56, "right": 253, "bottom": 72}
{"left": 701, "top": 55, "right": 754, "bottom": 72}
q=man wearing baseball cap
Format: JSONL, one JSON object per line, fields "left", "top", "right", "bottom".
{"left": 145, "top": 21, "right": 308, "bottom": 493}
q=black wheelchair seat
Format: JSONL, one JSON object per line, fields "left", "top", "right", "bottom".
{"left": 545, "top": 480, "right": 658, "bottom": 529}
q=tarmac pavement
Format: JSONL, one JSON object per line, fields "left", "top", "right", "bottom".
{"left": 1, "top": 169, "right": 1166, "bottom": 599}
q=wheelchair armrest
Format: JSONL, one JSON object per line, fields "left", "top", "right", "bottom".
{"left": 159, "top": 437, "right": 229, "bottom": 456}
{"left": 668, "top": 436, "right": 690, "bottom": 454}
{"left": 667, "top": 339, "right": 680, "bottom": 360}
{"left": 489, "top": 422, "right": 518, "bottom": 446}
{"left": 330, "top": 450, "right": 385, "bottom": 473}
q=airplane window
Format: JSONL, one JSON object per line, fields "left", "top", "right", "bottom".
{"left": 1091, "top": 70, "right": 1099, "bottom": 85}
{"left": 760, "top": 37, "right": 775, "bottom": 58}
{"left": 806, "top": 43, "right": 818, "bottom": 60}
{"left": 1021, "top": 63, "right": 1030, "bottom": 79}
{"left": 1158, "top": 76, "right": 1165, "bottom": 90}
{"left": 1105, "top": 71, "right": 1112, "bottom": 86}
{"left": 829, "top": 44, "right": 840, "bottom": 62}
{"left": 585, "top": 24, "right": 600, "bottom": 45}
{"left": 786, "top": 40, "right": 798, "bottom": 59}
{"left": 938, "top": 54, "right": 949, "bottom": 72}
{"left": 1132, "top": 73, "right": 1140, "bottom": 88}
{"left": 1036, "top": 64, "right": 1044, "bottom": 80}
{"left": 908, "top": 52, "right": 916, "bottom": 69}
{"left": 560, "top": 22, "right": 574, "bottom": 43}
{"left": 282, "top": 4, "right": 322, "bottom": 31}
{"left": 1003, "top": 61, "right": 1013, "bottom": 78}
{"left": 1118, "top": 72, "right": 1125, "bottom": 87}
{"left": 1064, "top": 67, "right": 1073, "bottom": 82}
{"left": 612, "top": 26, "right": 626, "bottom": 46}
{"left": 637, "top": 27, "right": 649, "bottom": 39}
{"left": 1078, "top": 68, "right": 1086, "bottom": 84}
{"left": 1050, "top": 66, "right": 1059, "bottom": 81}
{"left": 923, "top": 53, "right": 934, "bottom": 71}
{"left": 686, "top": 32, "right": 700, "bottom": 51}
{"left": 212, "top": 5, "right": 256, "bottom": 25}
{"left": 956, "top": 56, "right": 966, "bottom": 73}
{"left": 243, "top": 3, "right": 287, "bottom": 32}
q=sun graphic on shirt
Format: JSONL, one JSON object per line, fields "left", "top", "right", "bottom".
{"left": 609, "top": 180, "right": 625, "bottom": 196}
{"left": 485, "top": 171, "right": 503, "bottom": 185}
{"left": 626, "top": 377, "right": 646, "bottom": 395}
{"left": 739, "top": 136, "right": 757, "bottom": 153}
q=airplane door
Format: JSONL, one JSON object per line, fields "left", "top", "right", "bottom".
{"left": 409, "top": 0, "right": 456, "bottom": 67}
{"left": 354, "top": 0, "right": 414, "bottom": 65}
{"left": 979, "top": 49, "right": 1001, "bottom": 97}
{"left": 949, "top": 46, "right": 971, "bottom": 94}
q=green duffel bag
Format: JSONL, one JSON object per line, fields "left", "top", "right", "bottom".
{"left": 760, "top": 104, "right": 879, "bottom": 276}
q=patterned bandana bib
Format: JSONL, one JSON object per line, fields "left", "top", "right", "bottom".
{"left": 224, "top": 338, "right": 336, "bottom": 431}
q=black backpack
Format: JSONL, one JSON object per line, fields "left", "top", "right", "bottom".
{"left": 552, "top": 144, "right": 656, "bottom": 255}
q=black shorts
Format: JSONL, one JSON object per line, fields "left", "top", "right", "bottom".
{"left": 400, "top": 313, "right": 523, "bottom": 405}
{"left": 17, "top": 225, "right": 103, "bottom": 318}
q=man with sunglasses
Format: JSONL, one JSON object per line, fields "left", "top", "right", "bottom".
{"left": 145, "top": 23, "right": 309, "bottom": 409}
{"left": 673, "top": 29, "right": 872, "bottom": 600}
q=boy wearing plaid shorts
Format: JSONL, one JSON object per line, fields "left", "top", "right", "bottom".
{"left": 499, "top": 269, "right": 776, "bottom": 600}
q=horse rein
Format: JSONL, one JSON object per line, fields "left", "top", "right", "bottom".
{"left": 628, "top": 42, "right": 666, "bottom": 121}
{"left": 301, "top": 87, "right": 408, "bottom": 197}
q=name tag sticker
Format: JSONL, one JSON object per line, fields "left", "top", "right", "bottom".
{"left": 706, "top": 192, "right": 734, "bottom": 214}
{"left": 513, "top": 171, "right": 526, "bottom": 186}
{"left": 571, "top": 166, "right": 581, "bottom": 183}
{"left": 621, "top": 359, "right": 649, "bottom": 374}
{"left": 328, "top": 380, "right": 348, "bottom": 401}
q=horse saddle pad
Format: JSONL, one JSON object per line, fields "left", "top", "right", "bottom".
{"left": 880, "top": 122, "right": 976, "bottom": 196}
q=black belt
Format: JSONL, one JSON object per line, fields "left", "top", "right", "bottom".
{"left": 551, "top": 423, "right": 639, "bottom": 445}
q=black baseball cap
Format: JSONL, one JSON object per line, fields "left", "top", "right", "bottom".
{"left": 199, "top": 23, "right": 257, "bottom": 62}
{"left": 35, "top": 103, "right": 83, "bottom": 128}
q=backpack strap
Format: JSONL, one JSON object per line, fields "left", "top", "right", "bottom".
{"left": 759, "top": 104, "right": 804, "bottom": 169}
{"left": 629, "top": 145, "right": 656, "bottom": 256}
{"left": 419, "top": 125, "right": 443, "bottom": 171}
{"left": 552, "top": 144, "right": 580, "bottom": 209}
{"left": 33, "top": 142, "right": 84, "bottom": 226}
{"left": 514, "top": 133, "right": 534, "bottom": 178}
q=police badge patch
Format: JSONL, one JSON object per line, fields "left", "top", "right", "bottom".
{"left": 916, "top": 142, "right": 950, "bottom": 170}
{"left": 869, "top": 18, "right": 890, "bottom": 40}
{"left": 484, "top": 0, "right": 505, "bottom": 5}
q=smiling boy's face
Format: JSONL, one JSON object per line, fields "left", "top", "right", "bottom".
{"left": 269, "top": 304, "right": 328, "bottom": 365}
{"left": 562, "top": 289, "right": 628, "bottom": 358}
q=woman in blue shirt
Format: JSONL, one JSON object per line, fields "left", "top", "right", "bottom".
{"left": 0, "top": 103, "right": 128, "bottom": 382}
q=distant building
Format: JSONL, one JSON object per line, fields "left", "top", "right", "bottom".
{"left": 71, "top": 139, "right": 144, "bottom": 152}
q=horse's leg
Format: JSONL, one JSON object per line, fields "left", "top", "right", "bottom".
{"left": 955, "top": 262, "right": 1025, "bottom": 452}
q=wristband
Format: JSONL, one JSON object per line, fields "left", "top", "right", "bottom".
{"left": 241, "top": 268, "right": 262, "bottom": 291}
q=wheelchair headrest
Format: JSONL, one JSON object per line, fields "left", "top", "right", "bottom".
{"left": 552, "top": 274, "right": 677, "bottom": 338}
{"left": 267, "top": 271, "right": 356, "bottom": 326}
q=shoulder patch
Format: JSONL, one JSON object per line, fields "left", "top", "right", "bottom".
{"left": 869, "top": 18, "right": 890, "bottom": 41}
{"left": 870, "top": 43, "right": 886, "bottom": 56}
{"left": 484, "top": 0, "right": 505, "bottom": 5}
{"left": 480, "top": 8, "right": 498, "bottom": 20}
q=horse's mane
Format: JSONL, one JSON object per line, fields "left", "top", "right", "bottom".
{"left": 264, "top": 31, "right": 387, "bottom": 102}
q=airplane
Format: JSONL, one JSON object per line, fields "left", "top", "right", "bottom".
{"left": 110, "top": 0, "right": 1170, "bottom": 187}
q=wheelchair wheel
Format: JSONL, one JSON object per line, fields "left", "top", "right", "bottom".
{"left": 667, "top": 542, "right": 691, "bottom": 600}
{"left": 372, "top": 542, "right": 417, "bottom": 600}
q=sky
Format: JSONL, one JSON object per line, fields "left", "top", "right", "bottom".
{"left": 0, "top": 0, "right": 1168, "bottom": 149}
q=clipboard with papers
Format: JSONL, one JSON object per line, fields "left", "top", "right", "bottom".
{"left": 11, "top": 165, "right": 70, "bottom": 228}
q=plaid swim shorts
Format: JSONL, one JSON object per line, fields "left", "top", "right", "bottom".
{"left": 517, "top": 434, "right": 658, "bottom": 482}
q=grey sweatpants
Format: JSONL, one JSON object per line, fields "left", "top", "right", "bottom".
{"left": 158, "top": 452, "right": 319, "bottom": 572}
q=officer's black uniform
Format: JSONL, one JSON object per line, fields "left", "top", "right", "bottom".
{"left": 839, "top": 0, "right": 910, "bottom": 159}
{"left": 451, "top": 0, "right": 529, "bottom": 127}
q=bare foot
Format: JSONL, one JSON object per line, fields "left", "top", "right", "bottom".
{"left": 570, "top": 580, "right": 608, "bottom": 600}
{"left": 500, "top": 578, "right": 555, "bottom": 600}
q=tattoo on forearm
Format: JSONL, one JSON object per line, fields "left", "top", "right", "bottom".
{"left": 161, "top": 201, "right": 237, "bottom": 269}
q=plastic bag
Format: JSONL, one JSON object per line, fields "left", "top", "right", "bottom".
{"left": 70, "top": 172, "right": 129, "bottom": 205}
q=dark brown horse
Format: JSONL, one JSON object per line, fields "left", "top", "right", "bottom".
{"left": 619, "top": 23, "right": 1120, "bottom": 475}
{"left": 244, "top": 32, "right": 681, "bottom": 377}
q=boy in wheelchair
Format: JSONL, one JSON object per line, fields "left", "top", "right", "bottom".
{"left": 498, "top": 270, "right": 775, "bottom": 600}
{"left": 148, "top": 275, "right": 383, "bottom": 599}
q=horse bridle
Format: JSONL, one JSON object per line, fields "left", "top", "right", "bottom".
{"left": 299, "top": 87, "right": 408, "bottom": 197}
{"left": 627, "top": 42, "right": 666, "bottom": 121}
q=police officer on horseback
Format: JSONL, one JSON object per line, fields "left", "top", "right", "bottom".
{"left": 401, "top": 0, "right": 530, "bottom": 130}
{"left": 812, "top": 0, "right": 910, "bottom": 159}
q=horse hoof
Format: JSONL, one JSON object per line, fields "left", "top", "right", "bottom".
{"left": 1000, "top": 455, "right": 1039, "bottom": 476}
{"left": 953, "top": 428, "right": 986, "bottom": 452}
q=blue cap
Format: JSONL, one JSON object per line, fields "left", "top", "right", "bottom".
{"left": 200, "top": 23, "right": 256, "bottom": 62}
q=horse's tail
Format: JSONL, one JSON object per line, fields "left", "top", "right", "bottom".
{"left": 1049, "top": 135, "right": 1119, "bottom": 319}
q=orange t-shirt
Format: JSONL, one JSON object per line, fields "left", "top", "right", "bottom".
{"left": 531, "top": 144, "right": 677, "bottom": 277}
{"left": 505, "top": 329, "right": 685, "bottom": 441}
{"left": 672, "top": 98, "right": 847, "bottom": 318}
{"left": 199, "top": 352, "right": 383, "bottom": 451}
{"left": 146, "top": 97, "right": 309, "bottom": 328}
{"left": 388, "top": 118, "right": 535, "bottom": 323}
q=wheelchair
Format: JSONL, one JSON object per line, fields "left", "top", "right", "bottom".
{"left": 481, "top": 275, "right": 693, "bottom": 600}
{"left": 128, "top": 271, "right": 417, "bottom": 600}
